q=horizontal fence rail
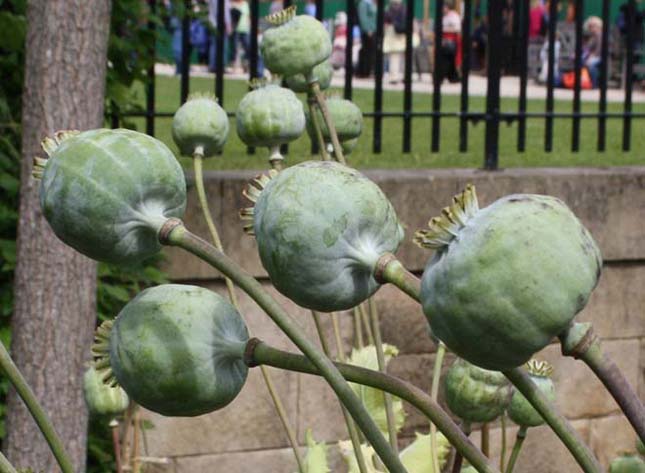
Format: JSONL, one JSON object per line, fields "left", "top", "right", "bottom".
{"left": 112, "top": 0, "right": 645, "bottom": 169}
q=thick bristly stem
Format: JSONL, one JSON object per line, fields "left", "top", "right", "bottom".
{"left": 248, "top": 340, "right": 500, "bottom": 473}
{"left": 368, "top": 298, "right": 399, "bottom": 453}
{"left": 503, "top": 367, "right": 602, "bottom": 473}
{"left": 430, "top": 342, "right": 447, "bottom": 473}
{"left": 0, "top": 342, "right": 74, "bottom": 473}
{"left": 307, "top": 94, "right": 331, "bottom": 161}
{"left": 309, "top": 81, "right": 346, "bottom": 165}
{"left": 560, "top": 324, "right": 644, "bottom": 442}
{"left": 500, "top": 415, "right": 507, "bottom": 473}
{"left": 162, "top": 222, "right": 408, "bottom": 473}
{"left": 505, "top": 426, "right": 528, "bottom": 473}
{"left": 311, "top": 310, "right": 369, "bottom": 473}
{"left": 375, "top": 254, "right": 421, "bottom": 303}
{"left": 193, "top": 155, "right": 304, "bottom": 472}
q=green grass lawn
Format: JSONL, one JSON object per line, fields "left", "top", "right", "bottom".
{"left": 122, "top": 75, "right": 645, "bottom": 170}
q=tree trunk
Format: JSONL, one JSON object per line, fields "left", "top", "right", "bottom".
{"left": 5, "top": 1, "right": 112, "bottom": 471}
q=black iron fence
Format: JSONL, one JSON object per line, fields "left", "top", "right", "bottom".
{"left": 114, "top": 0, "right": 645, "bottom": 169}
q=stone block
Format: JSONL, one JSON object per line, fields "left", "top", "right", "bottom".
{"left": 532, "top": 339, "right": 641, "bottom": 420}
{"left": 175, "top": 448, "right": 301, "bottom": 473}
{"left": 589, "top": 415, "right": 641, "bottom": 468}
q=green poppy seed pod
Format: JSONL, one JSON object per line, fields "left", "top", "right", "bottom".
{"left": 172, "top": 93, "right": 229, "bottom": 157}
{"left": 92, "top": 284, "right": 249, "bottom": 417}
{"left": 260, "top": 6, "right": 332, "bottom": 77}
{"left": 508, "top": 360, "right": 556, "bottom": 427}
{"left": 341, "top": 138, "right": 359, "bottom": 156}
{"left": 609, "top": 454, "right": 645, "bottom": 473}
{"left": 236, "top": 83, "right": 305, "bottom": 148}
{"left": 443, "top": 358, "right": 512, "bottom": 423}
{"left": 35, "top": 129, "right": 186, "bottom": 264}
{"left": 306, "top": 97, "right": 363, "bottom": 143}
{"left": 417, "top": 186, "right": 602, "bottom": 371}
{"left": 83, "top": 365, "right": 129, "bottom": 417}
{"left": 285, "top": 60, "right": 333, "bottom": 93}
{"left": 241, "top": 161, "right": 404, "bottom": 312}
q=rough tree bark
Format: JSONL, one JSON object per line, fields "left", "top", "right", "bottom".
{"left": 5, "top": 1, "right": 112, "bottom": 471}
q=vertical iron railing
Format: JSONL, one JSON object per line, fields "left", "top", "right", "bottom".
{"left": 119, "top": 0, "right": 643, "bottom": 170}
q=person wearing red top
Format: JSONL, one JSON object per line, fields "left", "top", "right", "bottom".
{"left": 529, "top": 0, "right": 546, "bottom": 39}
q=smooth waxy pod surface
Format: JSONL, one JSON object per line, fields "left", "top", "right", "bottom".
{"left": 36, "top": 129, "right": 186, "bottom": 264}
{"left": 609, "top": 454, "right": 645, "bottom": 473}
{"left": 286, "top": 60, "right": 333, "bottom": 93}
{"left": 260, "top": 6, "right": 331, "bottom": 77}
{"left": 93, "top": 284, "right": 249, "bottom": 417}
{"left": 508, "top": 360, "right": 556, "bottom": 427}
{"left": 172, "top": 93, "right": 229, "bottom": 157}
{"left": 306, "top": 97, "right": 363, "bottom": 152}
{"left": 241, "top": 161, "right": 404, "bottom": 312}
{"left": 417, "top": 186, "right": 602, "bottom": 371}
{"left": 83, "top": 365, "right": 129, "bottom": 417}
{"left": 236, "top": 83, "right": 305, "bottom": 148}
{"left": 444, "top": 358, "right": 512, "bottom": 423}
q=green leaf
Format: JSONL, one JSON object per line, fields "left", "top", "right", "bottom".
{"left": 298, "top": 429, "right": 330, "bottom": 473}
{"left": 0, "top": 12, "right": 26, "bottom": 51}
{"left": 399, "top": 431, "right": 451, "bottom": 473}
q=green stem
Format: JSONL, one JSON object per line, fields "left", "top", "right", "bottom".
{"left": 307, "top": 94, "right": 331, "bottom": 161}
{"left": 0, "top": 342, "right": 74, "bottom": 473}
{"left": 560, "top": 324, "right": 645, "bottom": 442}
{"left": 248, "top": 340, "right": 500, "bottom": 473}
{"left": 311, "top": 310, "right": 370, "bottom": 473}
{"left": 353, "top": 307, "right": 364, "bottom": 348}
{"left": 161, "top": 222, "right": 408, "bottom": 473}
{"left": 193, "top": 156, "right": 303, "bottom": 472}
{"left": 503, "top": 367, "right": 602, "bottom": 473}
{"left": 193, "top": 152, "right": 239, "bottom": 308}
{"left": 360, "top": 303, "right": 375, "bottom": 346}
{"left": 368, "top": 298, "right": 399, "bottom": 454}
{"left": 0, "top": 451, "right": 18, "bottom": 473}
{"left": 504, "top": 426, "right": 528, "bottom": 473}
{"left": 111, "top": 419, "right": 123, "bottom": 473}
{"left": 430, "top": 342, "right": 447, "bottom": 473}
{"left": 375, "top": 254, "right": 421, "bottom": 303}
{"left": 500, "top": 415, "right": 507, "bottom": 473}
{"left": 309, "top": 81, "right": 347, "bottom": 165}
{"left": 481, "top": 423, "right": 490, "bottom": 458}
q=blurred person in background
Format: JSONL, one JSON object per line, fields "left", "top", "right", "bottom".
{"left": 357, "top": 0, "right": 377, "bottom": 77}
{"left": 383, "top": 0, "right": 407, "bottom": 83}
{"left": 229, "top": 0, "right": 251, "bottom": 72}
{"left": 208, "top": 0, "right": 232, "bottom": 72}
{"left": 437, "top": 0, "right": 461, "bottom": 83}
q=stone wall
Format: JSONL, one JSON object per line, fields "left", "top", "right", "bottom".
{"left": 143, "top": 166, "right": 645, "bottom": 473}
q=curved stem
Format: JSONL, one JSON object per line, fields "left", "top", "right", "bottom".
{"left": 193, "top": 155, "right": 304, "bottom": 472}
{"left": 375, "top": 254, "right": 421, "bottom": 303}
{"left": 560, "top": 325, "right": 644, "bottom": 442}
{"left": 162, "top": 223, "right": 408, "bottom": 473}
{"left": 0, "top": 342, "right": 74, "bottom": 473}
{"left": 368, "top": 298, "right": 399, "bottom": 453}
{"left": 193, "top": 152, "right": 239, "bottom": 308}
{"left": 248, "top": 340, "right": 500, "bottom": 473}
{"left": 307, "top": 94, "right": 331, "bottom": 161}
{"left": 503, "top": 367, "right": 602, "bottom": 473}
{"left": 430, "top": 342, "right": 447, "bottom": 473}
{"left": 309, "top": 81, "right": 346, "bottom": 165}
{"left": 481, "top": 423, "right": 490, "bottom": 458}
{"left": 311, "top": 310, "right": 370, "bottom": 473}
{"left": 0, "top": 451, "right": 17, "bottom": 473}
{"left": 505, "top": 426, "right": 528, "bottom": 473}
{"left": 500, "top": 415, "right": 507, "bottom": 473}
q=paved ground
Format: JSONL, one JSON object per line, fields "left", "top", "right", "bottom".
{"left": 156, "top": 62, "right": 645, "bottom": 103}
